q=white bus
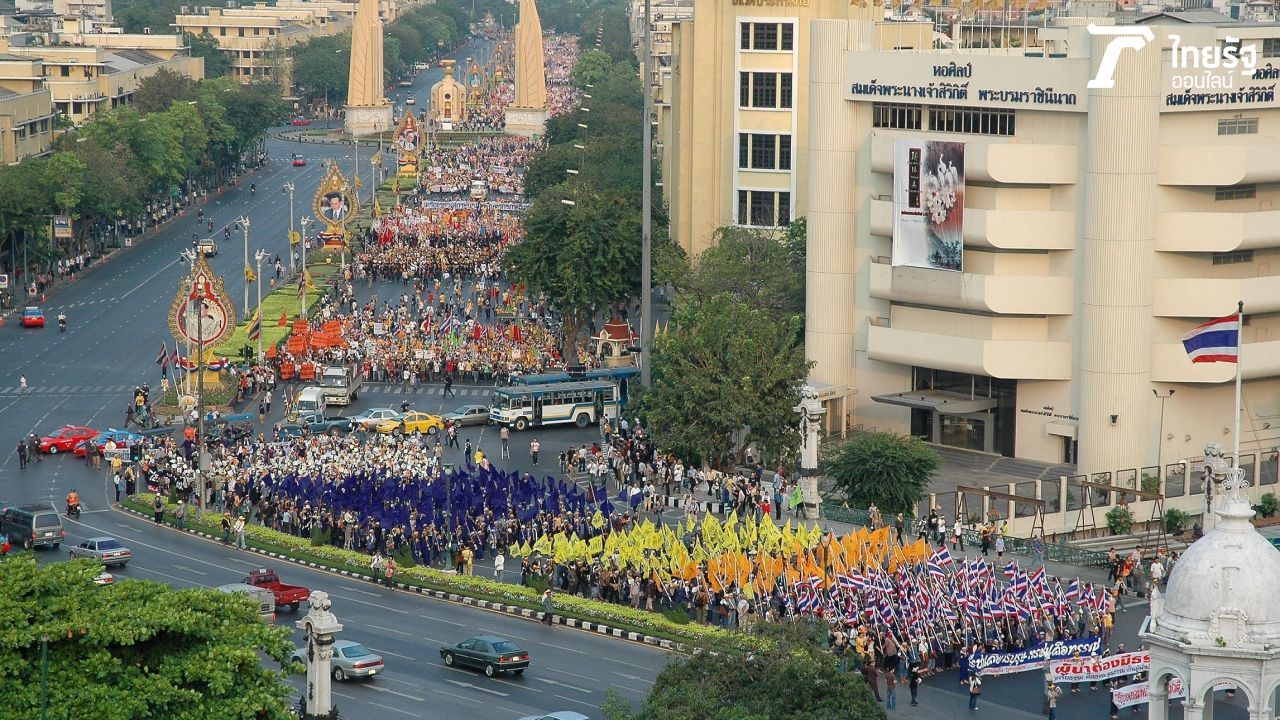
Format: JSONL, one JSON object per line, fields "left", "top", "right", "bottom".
{"left": 490, "top": 379, "right": 620, "bottom": 431}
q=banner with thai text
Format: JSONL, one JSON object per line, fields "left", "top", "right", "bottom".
{"left": 971, "top": 636, "right": 1104, "bottom": 677}
{"left": 891, "top": 139, "right": 964, "bottom": 272}
{"left": 1111, "top": 678, "right": 1236, "bottom": 709}
{"left": 1048, "top": 650, "right": 1150, "bottom": 683}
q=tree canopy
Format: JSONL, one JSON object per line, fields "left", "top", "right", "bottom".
{"left": 602, "top": 622, "right": 886, "bottom": 720}
{"left": 0, "top": 556, "right": 295, "bottom": 720}
{"left": 825, "top": 431, "right": 940, "bottom": 515}
{"left": 687, "top": 226, "right": 805, "bottom": 323}
{"left": 635, "top": 293, "right": 810, "bottom": 468}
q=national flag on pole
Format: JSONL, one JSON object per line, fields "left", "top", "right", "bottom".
{"left": 247, "top": 310, "right": 261, "bottom": 342}
{"left": 170, "top": 348, "right": 180, "bottom": 367}
{"left": 1181, "top": 312, "right": 1240, "bottom": 363}
{"left": 1064, "top": 578, "right": 1081, "bottom": 602}
{"left": 297, "top": 276, "right": 307, "bottom": 300}
{"left": 155, "top": 342, "right": 168, "bottom": 366}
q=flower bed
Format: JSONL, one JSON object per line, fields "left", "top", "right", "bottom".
{"left": 123, "top": 494, "right": 763, "bottom": 652}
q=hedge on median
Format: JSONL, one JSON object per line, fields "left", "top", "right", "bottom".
{"left": 125, "top": 494, "right": 766, "bottom": 653}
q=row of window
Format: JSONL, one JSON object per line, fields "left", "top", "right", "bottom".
{"left": 737, "top": 133, "right": 792, "bottom": 171}
{"left": 739, "top": 71, "right": 793, "bottom": 110}
{"left": 739, "top": 22, "right": 794, "bottom": 52}
{"left": 1218, "top": 117, "right": 1258, "bottom": 135}
{"left": 737, "top": 190, "right": 791, "bottom": 228}
{"left": 871, "top": 102, "right": 1016, "bottom": 136}
{"left": 187, "top": 26, "right": 277, "bottom": 38}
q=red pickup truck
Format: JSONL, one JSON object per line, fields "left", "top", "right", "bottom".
{"left": 242, "top": 568, "right": 311, "bottom": 612}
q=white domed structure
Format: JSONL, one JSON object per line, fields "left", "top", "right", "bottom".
{"left": 1142, "top": 476, "right": 1280, "bottom": 720}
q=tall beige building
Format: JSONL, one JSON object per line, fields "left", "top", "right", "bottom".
{"left": 658, "top": 0, "right": 930, "bottom": 256}
{"left": 173, "top": 4, "right": 350, "bottom": 83}
{"left": 801, "top": 13, "right": 1280, "bottom": 484}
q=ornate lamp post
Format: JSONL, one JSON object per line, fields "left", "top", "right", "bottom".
{"left": 795, "top": 387, "right": 824, "bottom": 520}
{"left": 296, "top": 591, "right": 343, "bottom": 720}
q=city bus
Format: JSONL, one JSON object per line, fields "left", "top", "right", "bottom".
{"left": 509, "top": 366, "right": 639, "bottom": 404}
{"left": 490, "top": 379, "right": 621, "bottom": 431}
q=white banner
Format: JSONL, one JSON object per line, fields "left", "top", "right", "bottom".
{"left": 1049, "top": 651, "right": 1150, "bottom": 683}
{"left": 1111, "top": 678, "right": 1236, "bottom": 709}
{"left": 891, "top": 139, "right": 965, "bottom": 272}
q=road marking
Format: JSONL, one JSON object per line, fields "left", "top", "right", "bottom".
{"left": 546, "top": 667, "right": 600, "bottom": 682}
{"left": 366, "top": 684, "right": 425, "bottom": 702}
{"left": 366, "top": 646, "right": 415, "bottom": 662}
{"left": 445, "top": 679, "right": 509, "bottom": 697}
{"left": 539, "top": 642, "right": 587, "bottom": 655}
{"left": 480, "top": 628, "right": 526, "bottom": 640}
{"left": 602, "top": 656, "right": 651, "bottom": 670}
{"left": 172, "top": 564, "right": 209, "bottom": 576}
{"left": 368, "top": 701, "right": 417, "bottom": 717}
{"left": 113, "top": 523, "right": 144, "bottom": 533}
{"left": 554, "top": 693, "right": 600, "bottom": 710}
{"left": 341, "top": 586, "right": 383, "bottom": 597}
{"left": 433, "top": 689, "right": 481, "bottom": 704}
{"left": 331, "top": 690, "right": 358, "bottom": 700}
{"left": 419, "top": 613, "right": 464, "bottom": 626}
{"left": 535, "top": 677, "right": 591, "bottom": 693}
{"left": 611, "top": 671, "right": 651, "bottom": 682}
{"left": 120, "top": 257, "right": 180, "bottom": 300}
{"left": 324, "top": 592, "right": 411, "bottom": 615}
{"left": 368, "top": 623, "right": 413, "bottom": 637}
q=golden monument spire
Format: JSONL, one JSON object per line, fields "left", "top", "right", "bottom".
{"left": 504, "top": 0, "right": 549, "bottom": 136}
{"left": 345, "top": 0, "right": 393, "bottom": 134}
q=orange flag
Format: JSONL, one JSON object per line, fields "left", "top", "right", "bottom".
{"left": 277, "top": 311, "right": 288, "bottom": 327}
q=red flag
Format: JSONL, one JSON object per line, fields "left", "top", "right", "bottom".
{"left": 473, "top": 323, "right": 481, "bottom": 340}
{"left": 278, "top": 311, "right": 288, "bottom": 327}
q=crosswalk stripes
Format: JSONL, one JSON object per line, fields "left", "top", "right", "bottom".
{"left": 0, "top": 383, "right": 135, "bottom": 395}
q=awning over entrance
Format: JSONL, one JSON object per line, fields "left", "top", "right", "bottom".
{"left": 871, "top": 390, "right": 997, "bottom": 415}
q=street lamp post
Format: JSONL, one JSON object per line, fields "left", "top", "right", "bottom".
{"left": 1154, "top": 389, "right": 1175, "bottom": 482}
{"left": 254, "top": 248, "right": 268, "bottom": 362}
{"left": 299, "top": 217, "right": 311, "bottom": 320}
{"left": 238, "top": 216, "right": 251, "bottom": 319}
{"left": 281, "top": 183, "right": 296, "bottom": 274}
{"left": 640, "top": 0, "right": 653, "bottom": 388}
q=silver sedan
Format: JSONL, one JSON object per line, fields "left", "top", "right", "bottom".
{"left": 442, "top": 404, "right": 490, "bottom": 427}
{"left": 290, "top": 640, "right": 384, "bottom": 681}
{"left": 69, "top": 537, "right": 132, "bottom": 568}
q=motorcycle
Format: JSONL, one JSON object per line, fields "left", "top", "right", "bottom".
{"left": 58, "top": 315, "right": 66, "bottom": 332}
{"left": 250, "top": 184, "right": 256, "bottom": 195}
{"left": 66, "top": 502, "right": 81, "bottom": 519}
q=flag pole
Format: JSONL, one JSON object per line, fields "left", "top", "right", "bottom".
{"left": 1233, "top": 300, "right": 1244, "bottom": 473}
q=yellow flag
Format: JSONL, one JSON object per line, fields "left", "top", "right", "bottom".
{"left": 591, "top": 510, "right": 605, "bottom": 530}
{"left": 532, "top": 535, "right": 551, "bottom": 556}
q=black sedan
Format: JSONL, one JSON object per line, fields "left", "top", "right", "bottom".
{"left": 439, "top": 635, "right": 530, "bottom": 677}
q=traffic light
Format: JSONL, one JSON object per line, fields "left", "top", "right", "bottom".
{"left": 130, "top": 444, "right": 143, "bottom": 462}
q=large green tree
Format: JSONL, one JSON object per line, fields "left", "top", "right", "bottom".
{"left": 689, "top": 227, "right": 805, "bottom": 322}
{"left": 636, "top": 293, "right": 810, "bottom": 468}
{"left": 825, "top": 431, "right": 940, "bottom": 515}
{"left": 602, "top": 622, "right": 886, "bottom": 720}
{"left": 132, "top": 69, "right": 197, "bottom": 114}
{"left": 186, "top": 32, "right": 233, "bottom": 79}
{"left": 290, "top": 34, "right": 350, "bottom": 102}
{"left": 0, "top": 556, "right": 295, "bottom": 720}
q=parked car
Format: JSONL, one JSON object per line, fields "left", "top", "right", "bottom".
{"left": 241, "top": 568, "right": 310, "bottom": 612}
{"left": 351, "top": 408, "right": 401, "bottom": 431}
{"left": 69, "top": 536, "right": 132, "bottom": 567}
{"left": 443, "top": 404, "right": 490, "bottom": 427}
{"left": 377, "top": 411, "right": 442, "bottom": 435}
{"left": 20, "top": 306, "right": 44, "bottom": 328}
{"left": 290, "top": 640, "right": 385, "bottom": 681}
{"left": 439, "top": 635, "right": 530, "bottom": 677}
{"left": 40, "top": 425, "right": 99, "bottom": 454}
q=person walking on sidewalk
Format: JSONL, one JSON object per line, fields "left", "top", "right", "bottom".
{"left": 233, "top": 515, "right": 247, "bottom": 549}
{"left": 384, "top": 556, "right": 397, "bottom": 590}
{"left": 15, "top": 439, "right": 26, "bottom": 469}
{"left": 909, "top": 663, "right": 922, "bottom": 706}
{"left": 541, "top": 589, "right": 553, "bottom": 625}
{"left": 500, "top": 426, "right": 510, "bottom": 459}
{"left": 174, "top": 500, "right": 187, "bottom": 529}
{"left": 967, "top": 675, "right": 983, "bottom": 711}
{"left": 885, "top": 669, "right": 898, "bottom": 711}
{"left": 1045, "top": 681, "right": 1063, "bottom": 720}
{"left": 529, "top": 438, "right": 540, "bottom": 466}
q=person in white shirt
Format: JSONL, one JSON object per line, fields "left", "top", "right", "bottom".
{"left": 494, "top": 550, "right": 506, "bottom": 582}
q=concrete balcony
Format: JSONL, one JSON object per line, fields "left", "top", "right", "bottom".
{"left": 1158, "top": 144, "right": 1280, "bottom": 186}
{"left": 1152, "top": 338, "right": 1280, "bottom": 383}
{"left": 1155, "top": 210, "right": 1280, "bottom": 253}
{"left": 1152, "top": 274, "right": 1280, "bottom": 317}
{"left": 868, "top": 198, "right": 1074, "bottom": 250}
{"left": 867, "top": 323, "right": 1072, "bottom": 380}
{"left": 870, "top": 132, "right": 1077, "bottom": 185}
{"left": 869, "top": 262, "right": 1073, "bottom": 315}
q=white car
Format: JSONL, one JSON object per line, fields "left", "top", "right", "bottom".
{"left": 350, "top": 408, "right": 401, "bottom": 431}
{"left": 517, "top": 713, "right": 590, "bottom": 720}
{"left": 290, "top": 640, "right": 384, "bottom": 681}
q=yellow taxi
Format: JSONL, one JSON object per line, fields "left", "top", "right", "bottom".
{"left": 376, "top": 411, "right": 444, "bottom": 435}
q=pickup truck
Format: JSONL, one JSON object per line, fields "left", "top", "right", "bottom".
{"left": 319, "top": 364, "right": 362, "bottom": 407}
{"left": 299, "top": 412, "right": 353, "bottom": 434}
{"left": 241, "top": 568, "right": 311, "bottom": 612}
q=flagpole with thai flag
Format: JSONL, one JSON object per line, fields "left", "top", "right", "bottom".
{"left": 1180, "top": 301, "right": 1243, "bottom": 525}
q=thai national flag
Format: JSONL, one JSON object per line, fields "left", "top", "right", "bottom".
{"left": 1002, "top": 560, "right": 1018, "bottom": 579}
{"left": 1181, "top": 312, "right": 1240, "bottom": 363}
{"left": 1065, "top": 578, "right": 1081, "bottom": 602}
{"left": 155, "top": 342, "right": 168, "bottom": 366}
{"left": 931, "top": 545, "right": 955, "bottom": 568}
{"left": 1029, "top": 565, "right": 1045, "bottom": 590}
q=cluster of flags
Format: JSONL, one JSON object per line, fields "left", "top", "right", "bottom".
{"left": 153, "top": 341, "right": 230, "bottom": 373}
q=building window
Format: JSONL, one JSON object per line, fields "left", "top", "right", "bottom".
{"left": 1263, "top": 38, "right": 1280, "bottom": 58}
{"left": 872, "top": 102, "right": 923, "bottom": 129}
{"left": 928, "top": 105, "right": 1015, "bottom": 136}
{"left": 1214, "top": 184, "right": 1256, "bottom": 200}
{"left": 737, "top": 190, "right": 791, "bottom": 227}
{"left": 740, "top": 22, "right": 795, "bottom": 51}
{"left": 738, "top": 133, "right": 791, "bottom": 170}
{"left": 1217, "top": 117, "right": 1258, "bottom": 135}
{"left": 1212, "top": 250, "right": 1254, "bottom": 265}
{"left": 740, "top": 72, "right": 792, "bottom": 109}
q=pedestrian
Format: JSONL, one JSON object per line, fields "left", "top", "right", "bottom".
{"left": 16, "top": 439, "right": 27, "bottom": 469}
{"left": 994, "top": 534, "right": 1005, "bottom": 560}
{"left": 125, "top": 403, "right": 135, "bottom": 428}
{"left": 233, "top": 515, "right": 247, "bottom": 549}
{"left": 370, "top": 552, "right": 385, "bottom": 583}
{"left": 174, "top": 500, "right": 187, "bottom": 529}
{"left": 500, "top": 426, "right": 510, "bottom": 459}
{"left": 221, "top": 512, "right": 232, "bottom": 543}
{"left": 1045, "top": 681, "right": 1063, "bottom": 720}
{"left": 529, "top": 438, "right": 540, "bottom": 466}
{"left": 152, "top": 495, "right": 165, "bottom": 524}
{"left": 1033, "top": 533, "right": 1046, "bottom": 567}
{"left": 908, "top": 662, "right": 922, "bottom": 706}
{"left": 953, "top": 517, "right": 966, "bottom": 551}
{"left": 863, "top": 661, "right": 883, "bottom": 702}
{"left": 885, "top": 668, "right": 898, "bottom": 710}
{"left": 541, "top": 588, "right": 553, "bottom": 625}
{"left": 19, "top": 374, "right": 27, "bottom": 392}
{"left": 444, "top": 375, "right": 455, "bottom": 396}
{"left": 258, "top": 399, "right": 266, "bottom": 424}
{"left": 113, "top": 472, "right": 123, "bottom": 502}
{"left": 28, "top": 434, "right": 42, "bottom": 462}
{"left": 967, "top": 674, "right": 982, "bottom": 711}
{"left": 894, "top": 513, "right": 906, "bottom": 546}
{"left": 494, "top": 549, "right": 505, "bottom": 582}
{"left": 264, "top": 389, "right": 272, "bottom": 414}
{"left": 384, "top": 555, "right": 397, "bottom": 590}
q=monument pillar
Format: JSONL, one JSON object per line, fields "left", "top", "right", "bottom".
{"left": 296, "top": 591, "right": 343, "bottom": 720}
{"left": 345, "top": 0, "right": 393, "bottom": 135}
{"left": 504, "top": 0, "right": 548, "bottom": 136}
{"left": 796, "top": 389, "right": 824, "bottom": 520}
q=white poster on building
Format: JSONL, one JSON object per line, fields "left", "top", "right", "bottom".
{"left": 891, "top": 139, "right": 965, "bottom": 272}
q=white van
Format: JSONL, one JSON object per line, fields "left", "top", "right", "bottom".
{"left": 295, "top": 387, "right": 327, "bottom": 417}
{"left": 217, "top": 583, "right": 277, "bottom": 623}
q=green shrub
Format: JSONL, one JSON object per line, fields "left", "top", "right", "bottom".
{"left": 1165, "top": 509, "right": 1191, "bottom": 534}
{"left": 391, "top": 544, "right": 415, "bottom": 569}
{"left": 1106, "top": 506, "right": 1136, "bottom": 535}
{"left": 309, "top": 527, "right": 332, "bottom": 547}
{"left": 1260, "top": 492, "right": 1278, "bottom": 518}
{"left": 662, "top": 608, "right": 691, "bottom": 625}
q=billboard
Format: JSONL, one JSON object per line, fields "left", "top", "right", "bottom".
{"left": 892, "top": 139, "right": 965, "bottom": 272}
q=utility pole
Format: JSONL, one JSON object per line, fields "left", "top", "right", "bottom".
{"left": 639, "top": 0, "right": 653, "bottom": 388}
{"left": 238, "top": 216, "right": 251, "bottom": 319}
{"left": 254, "top": 248, "right": 268, "bottom": 363}
{"left": 299, "top": 217, "right": 311, "bottom": 320}
{"left": 282, "top": 183, "right": 296, "bottom": 274}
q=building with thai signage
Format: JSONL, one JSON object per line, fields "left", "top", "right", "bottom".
{"left": 806, "top": 12, "right": 1280, "bottom": 484}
